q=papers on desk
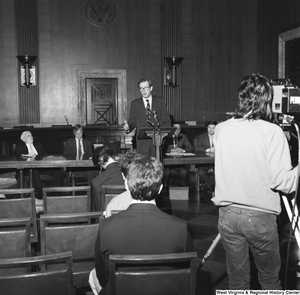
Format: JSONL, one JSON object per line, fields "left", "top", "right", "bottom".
{"left": 165, "top": 152, "right": 195, "bottom": 157}
{"left": 21, "top": 154, "right": 33, "bottom": 158}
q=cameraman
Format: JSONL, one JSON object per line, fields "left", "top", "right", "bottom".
{"left": 212, "top": 73, "right": 298, "bottom": 289}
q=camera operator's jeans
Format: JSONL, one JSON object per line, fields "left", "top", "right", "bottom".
{"left": 218, "top": 206, "right": 282, "bottom": 290}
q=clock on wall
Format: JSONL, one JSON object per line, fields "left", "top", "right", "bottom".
{"left": 85, "top": 0, "right": 116, "bottom": 27}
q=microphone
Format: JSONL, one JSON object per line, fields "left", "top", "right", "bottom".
{"left": 147, "top": 119, "right": 155, "bottom": 128}
{"left": 153, "top": 110, "right": 160, "bottom": 128}
{"left": 145, "top": 110, "right": 155, "bottom": 127}
{"left": 65, "top": 115, "right": 70, "bottom": 126}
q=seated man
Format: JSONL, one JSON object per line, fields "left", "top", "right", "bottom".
{"left": 91, "top": 146, "right": 124, "bottom": 211}
{"left": 163, "top": 123, "right": 193, "bottom": 188}
{"left": 64, "top": 124, "right": 93, "bottom": 156}
{"left": 193, "top": 120, "right": 217, "bottom": 192}
{"left": 89, "top": 157, "right": 193, "bottom": 295}
{"left": 14, "top": 130, "right": 62, "bottom": 199}
{"left": 104, "top": 151, "right": 142, "bottom": 218}
{"left": 63, "top": 124, "right": 96, "bottom": 185}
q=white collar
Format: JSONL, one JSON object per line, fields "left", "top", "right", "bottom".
{"left": 130, "top": 199, "right": 156, "bottom": 205}
{"left": 102, "top": 158, "right": 116, "bottom": 169}
{"left": 143, "top": 96, "right": 152, "bottom": 103}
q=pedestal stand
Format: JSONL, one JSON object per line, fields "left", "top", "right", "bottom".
{"left": 138, "top": 127, "right": 175, "bottom": 161}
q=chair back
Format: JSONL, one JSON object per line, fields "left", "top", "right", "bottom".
{"left": 40, "top": 211, "right": 103, "bottom": 288}
{"left": 43, "top": 186, "right": 91, "bottom": 214}
{"left": 108, "top": 252, "right": 199, "bottom": 295}
{"left": 100, "top": 184, "right": 126, "bottom": 211}
{"left": 0, "top": 188, "right": 37, "bottom": 242}
{"left": 0, "top": 217, "right": 31, "bottom": 259}
{"left": 0, "top": 251, "right": 75, "bottom": 295}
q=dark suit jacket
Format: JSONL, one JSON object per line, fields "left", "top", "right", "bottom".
{"left": 63, "top": 138, "right": 92, "bottom": 155}
{"left": 91, "top": 162, "right": 124, "bottom": 211}
{"left": 128, "top": 96, "right": 171, "bottom": 156}
{"left": 164, "top": 133, "right": 194, "bottom": 153}
{"left": 95, "top": 203, "right": 193, "bottom": 294}
{"left": 14, "top": 141, "right": 46, "bottom": 161}
{"left": 194, "top": 132, "right": 211, "bottom": 152}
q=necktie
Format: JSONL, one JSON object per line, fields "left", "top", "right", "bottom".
{"left": 78, "top": 139, "right": 82, "bottom": 156}
{"left": 146, "top": 99, "right": 152, "bottom": 121}
{"left": 210, "top": 136, "right": 214, "bottom": 148}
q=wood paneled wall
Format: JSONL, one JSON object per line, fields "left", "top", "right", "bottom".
{"left": 258, "top": 0, "right": 300, "bottom": 80}
{"left": 0, "top": 0, "right": 18, "bottom": 126}
{"left": 3, "top": 0, "right": 297, "bottom": 128}
{"left": 15, "top": 0, "right": 40, "bottom": 124}
{"left": 161, "top": 0, "right": 183, "bottom": 122}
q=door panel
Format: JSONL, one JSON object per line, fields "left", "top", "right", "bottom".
{"left": 86, "top": 78, "right": 118, "bottom": 125}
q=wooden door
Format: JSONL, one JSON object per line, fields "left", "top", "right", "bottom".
{"left": 86, "top": 78, "right": 118, "bottom": 125}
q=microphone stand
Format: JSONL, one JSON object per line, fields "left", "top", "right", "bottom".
{"left": 144, "top": 112, "right": 168, "bottom": 161}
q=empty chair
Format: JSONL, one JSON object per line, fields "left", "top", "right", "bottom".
{"left": 100, "top": 184, "right": 126, "bottom": 211}
{"left": 40, "top": 211, "right": 103, "bottom": 289}
{"left": 0, "top": 251, "right": 75, "bottom": 295}
{"left": 43, "top": 186, "right": 91, "bottom": 214}
{"left": 0, "top": 217, "right": 31, "bottom": 260}
{"left": 0, "top": 188, "right": 37, "bottom": 243}
{"left": 107, "top": 252, "right": 199, "bottom": 295}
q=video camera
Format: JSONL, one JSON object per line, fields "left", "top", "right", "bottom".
{"left": 271, "top": 79, "right": 300, "bottom": 126}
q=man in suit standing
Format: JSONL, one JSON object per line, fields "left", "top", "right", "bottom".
{"left": 14, "top": 130, "right": 62, "bottom": 198}
{"left": 123, "top": 79, "right": 171, "bottom": 157}
{"left": 89, "top": 156, "right": 193, "bottom": 294}
{"left": 91, "top": 146, "right": 124, "bottom": 211}
{"left": 64, "top": 124, "right": 95, "bottom": 185}
{"left": 194, "top": 121, "right": 217, "bottom": 193}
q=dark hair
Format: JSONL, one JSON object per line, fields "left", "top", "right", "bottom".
{"left": 127, "top": 157, "right": 163, "bottom": 201}
{"left": 137, "top": 79, "right": 152, "bottom": 88}
{"left": 72, "top": 124, "right": 82, "bottom": 133}
{"left": 92, "top": 146, "right": 115, "bottom": 166}
{"left": 234, "top": 73, "right": 273, "bottom": 121}
{"left": 205, "top": 120, "right": 218, "bottom": 127}
{"left": 117, "top": 151, "right": 143, "bottom": 177}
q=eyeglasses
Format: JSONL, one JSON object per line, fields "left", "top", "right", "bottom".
{"left": 139, "top": 86, "right": 150, "bottom": 92}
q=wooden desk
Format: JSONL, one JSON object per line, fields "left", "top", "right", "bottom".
{"left": 163, "top": 152, "right": 214, "bottom": 166}
{"left": 0, "top": 154, "right": 95, "bottom": 188}
{"left": 163, "top": 152, "right": 215, "bottom": 201}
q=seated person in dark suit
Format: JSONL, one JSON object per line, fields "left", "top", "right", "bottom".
{"left": 89, "top": 156, "right": 193, "bottom": 295}
{"left": 104, "top": 151, "right": 143, "bottom": 218}
{"left": 91, "top": 146, "right": 124, "bottom": 211}
{"left": 163, "top": 123, "right": 194, "bottom": 189}
{"left": 64, "top": 124, "right": 93, "bottom": 155}
{"left": 193, "top": 120, "right": 217, "bottom": 193}
{"left": 14, "top": 130, "right": 63, "bottom": 199}
{"left": 63, "top": 124, "right": 95, "bottom": 185}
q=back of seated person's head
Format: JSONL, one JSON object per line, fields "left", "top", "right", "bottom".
{"left": 126, "top": 157, "right": 163, "bottom": 201}
{"left": 92, "top": 146, "right": 115, "bottom": 166}
{"left": 118, "top": 151, "right": 143, "bottom": 177}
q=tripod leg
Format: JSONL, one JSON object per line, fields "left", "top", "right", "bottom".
{"left": 198, "top": 233, "right": 222, "bottom": 270}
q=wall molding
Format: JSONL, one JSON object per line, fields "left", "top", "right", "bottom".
{"left": 279, "top": 27, "right": 300, "bottom": 78}
{"left": 72, "top": 66, "right": 127, "bottom": 126}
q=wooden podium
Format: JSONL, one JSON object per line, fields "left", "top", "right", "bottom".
{"left": 138, "top": 127, "right": 176, "bottom": 161}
